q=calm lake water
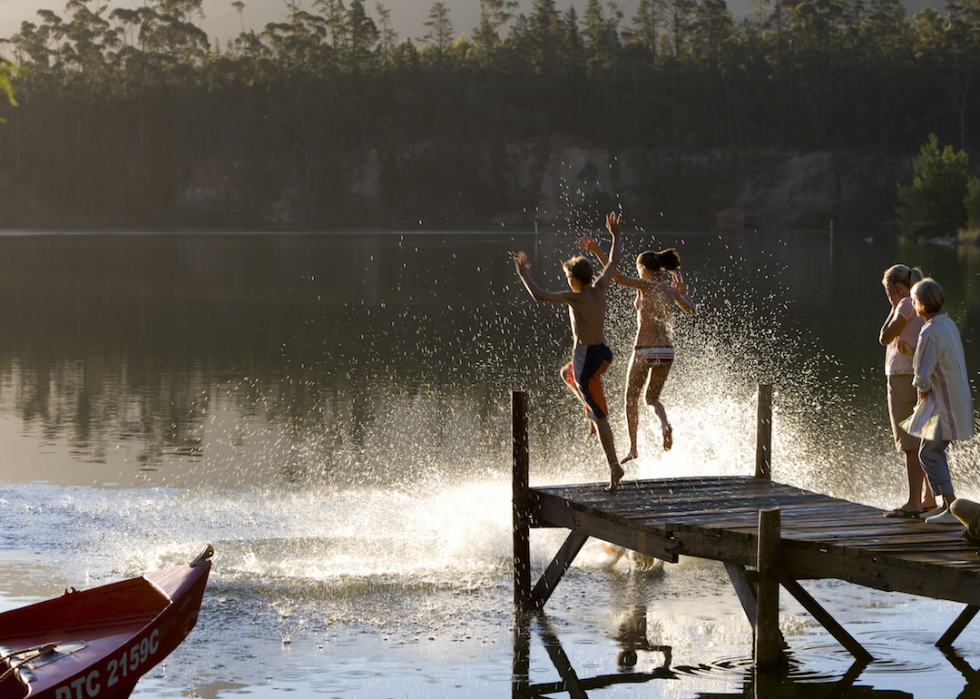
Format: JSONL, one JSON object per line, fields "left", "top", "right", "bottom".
{"left": 0, "top": 227, "right": 979, "bottom": 698}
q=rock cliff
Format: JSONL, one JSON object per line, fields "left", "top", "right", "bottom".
{"left": 179, "top": 145, "right": 907, "bottom": 231}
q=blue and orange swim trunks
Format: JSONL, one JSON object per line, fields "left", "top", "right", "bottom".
{"left": 561, "top": 342, "right": 613, "bottom": 421}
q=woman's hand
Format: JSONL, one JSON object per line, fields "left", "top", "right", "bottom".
{"left": 670, "top": 271, "right": 686, "bottom": 294}
{"left": 514, "top": 251, "right": 531, "bottom": 276}
{"left": 884, "top": 280, "right": 905, "bottom": 307}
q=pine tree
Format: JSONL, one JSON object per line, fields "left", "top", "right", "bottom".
{"left": 896, "top": 133, "right": 973, "bottom": 237}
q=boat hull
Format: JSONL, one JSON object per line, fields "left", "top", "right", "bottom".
{"left": 0, "top": 547, "right": 212, "bottom": 699}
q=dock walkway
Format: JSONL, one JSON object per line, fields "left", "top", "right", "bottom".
{"left": 511, "top": 389, "right": 980, "bottom": 667}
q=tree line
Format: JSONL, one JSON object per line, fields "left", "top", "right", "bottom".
{"left": 0, "top": 0, "right": 979, "bottom": 228}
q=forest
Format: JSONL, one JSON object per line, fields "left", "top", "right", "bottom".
{"left": 0, "top": 0, "right": 978, "bottom": 229}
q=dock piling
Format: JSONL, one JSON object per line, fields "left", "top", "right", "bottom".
{"left": 513, "top": 390, "right": 531, "bottom": 611}
{"left": 755, "top": 508, "right": 782, "bottom": 667}
{"left": 756, "top": 384, "right": 773, "bottom": 480}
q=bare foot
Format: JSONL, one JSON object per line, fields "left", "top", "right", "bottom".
{"left": 587, "top": 421, "right": 596, "bottom": 438}
{"left": 662, "top": 424, "right": 673, "bottom": 451}
{"left": 606, "top": 463, "right": 625, "bottom": 492}
{"left": 621, "top": 449, "right": 638, "bottom": 464}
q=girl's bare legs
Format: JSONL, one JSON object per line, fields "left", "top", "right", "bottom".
{"left": 624, "top": 357, "right": 674, "bottom": 460}
{"left": 905, "top": 448, "right": 936, "bottom": 511}
{"left": 623, "top": 354, "right": 650, "bottom": 463}
{"left": 645, "top": 364, "right": 672, "bottom": 451}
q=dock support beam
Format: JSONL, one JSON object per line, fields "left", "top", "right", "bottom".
{"left": 513, "top": 390, "right": 531, "bottom": 611}
{"left": 756, "top": 384, "right": 772, "bottom": 480}
{"left": 724, "top": 562, "right": 760, "bottom": 627}
{"left": 938, "top": 604, "right": 980, "bottom": 647}
{"left": 530, "top": 532, "right": 589, "bottom": 609}
{"left": 768, "top": 564, "right": 873, "bottom": 662}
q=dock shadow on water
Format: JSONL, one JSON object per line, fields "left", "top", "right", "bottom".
{"left": 0, "top": 230, "right": 978, "bottom": 696}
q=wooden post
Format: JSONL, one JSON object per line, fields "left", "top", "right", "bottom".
{"left": 513, "top": 390, "right": 531, "bottom": 611}
{"left": 725, "top": 562, "right": 789, "bottom": 652}
{"left": 755, "top": 384, "right": 772, "bottom": 480}
{"left": 755, "top": 508, "right": 781, "bottom": 668}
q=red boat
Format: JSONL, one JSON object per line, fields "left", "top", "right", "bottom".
{"left": 0, "top": 545, "right": 213, "bottom": 699}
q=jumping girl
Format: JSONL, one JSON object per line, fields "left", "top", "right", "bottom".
{"left": 579, "top": 235, "right": 695, "bottom": 462}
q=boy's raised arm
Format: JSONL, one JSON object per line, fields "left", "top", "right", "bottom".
{"left": 514, "top": 251, "right": 570, "bottom": 304}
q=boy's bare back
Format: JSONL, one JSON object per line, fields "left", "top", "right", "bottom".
{"left": 564, "top": 283, "right": 609, "bottom": 347}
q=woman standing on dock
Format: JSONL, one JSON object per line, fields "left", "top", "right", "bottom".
{"left": 904, "top": 278, "right": 974, "bottom": 525}
{"left": 578, "top": 236, "right": 695, "bottom": 462}
{"left": 878, "top": 264, "right": 935, "bottom": 518}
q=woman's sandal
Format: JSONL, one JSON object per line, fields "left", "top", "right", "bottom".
{"left": 883, "top": 507, "right": 924, "bottom": 519}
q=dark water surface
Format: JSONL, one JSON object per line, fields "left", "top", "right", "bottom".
{"left": 0, "top": 228, "right": 979, "bottom": 697}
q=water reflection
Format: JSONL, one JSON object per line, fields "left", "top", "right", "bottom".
{"left": 512, "top": 609, "right": 675, "bottom": 698}
{"left": 612, "top": 604, "right": 672, "bottom": 669}
{"left": 511, "top": 607, "right": 910, "bottom": 698}
{"left": 939, "top": 646, "right": 980, "bottom": 697}
{"left": 0, "top": 233, "right": 532, "bottom": 488}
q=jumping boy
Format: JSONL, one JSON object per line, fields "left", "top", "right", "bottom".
{"left": 513, "top": 211, "right": 625, "bottom": 492}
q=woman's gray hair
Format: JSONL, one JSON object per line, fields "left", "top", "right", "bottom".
{"left": 911, "top": 278, "right": 945, "bottom": 314}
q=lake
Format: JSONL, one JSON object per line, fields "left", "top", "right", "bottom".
{"left": 0, "top": 226, "right": 978, "bottom": 698}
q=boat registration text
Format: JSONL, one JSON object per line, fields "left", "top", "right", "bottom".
{"left": 54, "top": 629, "right": 160, "bottom": 699}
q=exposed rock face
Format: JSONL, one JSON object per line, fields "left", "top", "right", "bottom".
{"left": 715, "top": 151, "right": 901, "bottom": 230}
{"left": 178, "top": 146, "right": 904, "bottom": 230}
{"left": 530, "top": 148, "right": 902, "bottom": 230}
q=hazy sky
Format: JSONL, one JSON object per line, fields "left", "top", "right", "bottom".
{"left": 0, "top": 0, "right": 544, "bottom": 46}
{"left": 0, "top": 0, "right": 942, "bottom": 51}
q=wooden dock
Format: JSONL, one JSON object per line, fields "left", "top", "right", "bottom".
{"left": 511, "top": 389, "right": 980, "bottom": 668}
